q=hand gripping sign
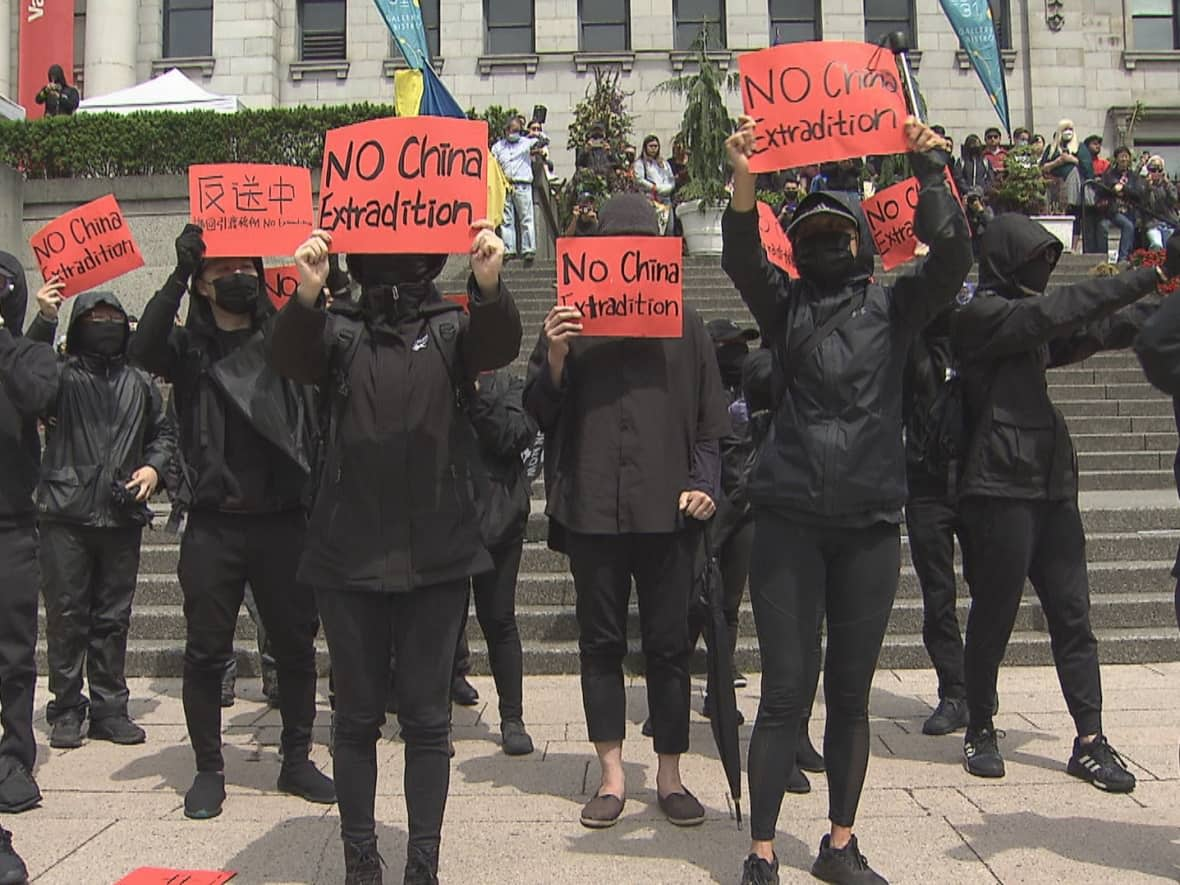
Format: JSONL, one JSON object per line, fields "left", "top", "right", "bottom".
{"left": 30, "top": 194, "right": 145, "bottom": 299}
{"left": 556, "top": 237, "right": 684, "bottom": 338}
{"left": 189, "top": 164, "right": 314, "bottom": 258}
{"left": 739, "top": 41, "right": 910, "bottom": 174}
{"left": 756, "top": 202, "right": 797, "bottom": 276}
{"left": 318, "top": 116, "right": 489, "bottom": 254}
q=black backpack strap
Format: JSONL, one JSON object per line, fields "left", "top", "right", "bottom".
{"left": 424, "top": 311, "right": 471, "bottom": 413}
{"left": 324, "top": 317, "right": 365, "bottom": 459}
{"left": 778, "top": 288, "right": 868, "bottom": 394}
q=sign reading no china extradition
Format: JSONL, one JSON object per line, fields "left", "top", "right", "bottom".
{"left": 862, "top": 177, "right": 922, "bottom": 271}
{"left": 318, "top": 116, "right": 489, "bottom": 254}
{"left": 189, "top": 164, "right": 314, "bottom": 258}
{"left": 556, "top": 237, "right": 683, "bottom": 338}
{"left": 30, "top": 194, "right": 145, "bottom": 299}
{"left": 739, "top": 41, "right": 910, "bottom": 174}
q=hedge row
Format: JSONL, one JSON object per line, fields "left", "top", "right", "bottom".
{"left": 0, "top": 103, "right": 399, "bottom": 179}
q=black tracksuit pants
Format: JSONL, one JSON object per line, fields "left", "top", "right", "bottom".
{"left": 565, "top": 529, "right": 695, "bottom": 756}
{"left": 747, "top": 512, "right": 899, "bottom": 838}
{"left": 0, "top": 527, "right": 38, "bottom": 773}
{"left": 960, "top": 496, "right": 1103, "bottom": 736}
{"left": 456, "top": 538, "right": 526, "bottom": 721}
{"left": 178, "top": 510, "right": 319, "bottom": 772}
{"left": 316, "top": 582, "right": 467, "bottom": 850}
{"left": 40, "top": 522, "right": 142, "bottom": 723}
{"left": 905, "top": 496, "right": 968, "bottom": 700}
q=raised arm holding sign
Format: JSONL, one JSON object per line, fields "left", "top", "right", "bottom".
{"left": 30, "top": 194, "right": 145, "bottom": 299}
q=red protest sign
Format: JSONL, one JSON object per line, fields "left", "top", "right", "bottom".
{"left": 757, "top": 202, "right": 797, "bottom": 276}
{"left": 30, "top": 194, "right": 145, "bottom": 299}
{"left": 863, "top": 177, "right": 921, "bottom": 271}
{"left": 739, "top": 41, "right": 910, "bottom": 174}
{"left": 319, "top": 116, "right": 488, "bottom": 254}
{"left": 115, "top": 868, "right": 235, "bottom": 885}
{"left": 263, "top": 264, "right": 300, "bottom": 310}
{"left": 189, "top": 164, "right": 313, "bottom": 258}
{"left": 556, "top": 237, "right": 683, "bottom": 338}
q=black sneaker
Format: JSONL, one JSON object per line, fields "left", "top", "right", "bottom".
{"left": 500, "top": 719, "right": 534, "bottom": 756}
{"left": 923, "top": 697, "right": 969, "bottom": 736}
{"left": 183, "top": 771, "right": 225, "bottom": 820}
{"left": 343, "top": 837, "right": 384, "bottom": 885}
{"left": 811, "top": 834, "right": 888, "bottom": 884}
{"left": 0, "top": 826, "right": 28, "bottom": 885}
{"left": 786, "top": 766, "right": 810, "bottom": 794}
{"left": 451, "top": 676, "right": 479, "bottom": 707}
{"left": 797, "top": 727, "right": 825, "bottom": 773}
{"left": 963, "top": 727, "right": 1005, "bottom": 779}
{"left": 49, "top": 710, "right": 85, "bottom": 749}
{"left": 641, "top": 716, "right": 654, "bottom": 738}
{"left": 88, "top": 716, "right": 146, "bottom": 745}
{"left": 0, "top": 760, "right": 40, "bottom": 814}
{"left": 1067, "top": 735, "right": 1136, "bottom": 793}
{"left": 740, "top": 852, "right": 779, "bottom": 884}
{"left": 278, "top": 760, "right": 337, "bottom": 804}
{"left": 733, "top": 672, "right": 749, "bottom": 689}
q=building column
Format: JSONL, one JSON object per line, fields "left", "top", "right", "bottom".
{"left": 0, "top": 0, "right": 11, "bottom": 99}
{"left": 84, "top": 0, "right": 138, "bottom": 97}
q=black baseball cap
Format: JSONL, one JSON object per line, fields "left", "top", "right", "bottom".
{"left": 706, "top": 318, "right": 759, "bottom": 343}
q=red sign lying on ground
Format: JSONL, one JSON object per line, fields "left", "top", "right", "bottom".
{"left": 555, "top": 237, "right": 684, "bottom": 338}
{"left": 739, "top": 41, "right": 910, "bottom": 173}
{"left": 757, "top": 201, "right": 797, "bottom": 276}
{"left": 318, "top": 116, "right": 489, "bottom": 254}
{"left": 862, "top": 177, "right": 921, "bottom": 271}
{"left": 189, "top": 164, "right": 314, "bottom": 258}
{"left": 30, "top": 194, "right": 145, "bottom": 299}
{"left": 263, "top": 264, "right": 300, "bottom": 310}
{"left": 115, "top": 868, "right": 236, "bottom": 885}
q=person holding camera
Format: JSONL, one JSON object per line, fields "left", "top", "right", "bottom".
{"left": 34, "top": 65, "right": 79, "bottom": 118}
{"left": 28, "top": 285, "right": 176, "bottom": 750}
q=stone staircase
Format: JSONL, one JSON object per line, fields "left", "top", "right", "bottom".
{"left": 34, "top": 253, "right": 1180, "bottom": 675}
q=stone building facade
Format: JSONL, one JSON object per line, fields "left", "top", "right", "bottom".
{"left": 0, "top": 1, "right": 1171, "bottom": 170}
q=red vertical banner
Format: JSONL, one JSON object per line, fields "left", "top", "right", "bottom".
{"left": 19, "top": 1, "right": 74, "bottom": 119}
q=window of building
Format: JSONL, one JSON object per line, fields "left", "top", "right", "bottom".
{"left": 769, "top": 0, "right": 819, "bottom": 44}
{"left": 1131, "top": 0, "right": 1179, "bottom": 50}
{"left": 674, "top": 0, "right": 726, "bottom": 50}
{"left": 74, "top": 0, "right": 86, "bottom": 72}
{"left": 485, "top": 0, "right": 535, "bottom": 54}
{"left": 299, "top": 0, "right": 347, "bottom": 61}
{"left": 421, "top": 0, "right": 441, "bottom": 58}
{"left": 163, "top": 0, "right": 213, "bottom": 58}
{"left": 989, "top": 0, "right": 1012, "bottom": 50}
{"left": 579, "top": 0, "right": 630, "bottom": 51}
{"left": 863, "top": 0, "right": 914, "bottom": 48}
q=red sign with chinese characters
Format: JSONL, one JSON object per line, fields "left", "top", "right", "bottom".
{"left": 189, "top": 164, "right": 314, "bottom": 258}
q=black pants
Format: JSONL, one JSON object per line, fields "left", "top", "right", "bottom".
{"left": 905, "top": 496, "right": 967, "bottom": 700}
{"left": 0, "top": 527, "right": 38, "bottom": 772}
{"left": 565, "top": 529, "right": 695, "bottom": 756}
{"left": 960, "top": 497, "right": 1102, "bottom": 736}
{"left": 221, "top": 585, "right": 279, "bottom": 692}
{"left": 40, "top": 522, "right": 141, "bottom": 723}
{"left": 317, "top": 582, "right": 467, "bottom": 850}
{"left": 178, "top": 510, "right": 319, "bottom": 772}
{"left": 458, "top": 539, "right": 525, "bottom": 721}
{"left": 720, "top": 518, "right": 754, "bottom": 667}
{"left": 748, "top": 513, "right": 898, "bottom": 838}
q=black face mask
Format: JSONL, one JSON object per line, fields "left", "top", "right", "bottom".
{"left": 1012, "top": 253, "right": 1056, "bottom": 296}
{"left": 794, "top": 231, "right": 857, "bottom": 287}
{"left": 75, "top": 322, "right": 125, "bottom": 358}
{"left": 715, "top": 342, "right": 748, "bottom": 387}
{"left": 212, "top": 272, "right": 260, "bottom": 315}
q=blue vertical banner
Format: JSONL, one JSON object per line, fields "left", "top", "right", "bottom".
{"left": 938, "top": 0, "right": 1011, "bottom": 135}
{"left": 373, "top": 0, "right": 432, "bottom": 70}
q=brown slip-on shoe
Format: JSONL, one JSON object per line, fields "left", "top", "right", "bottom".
{"left": 658, "top": 788, "right": 706, "bottom": 826}
{"left": 580, "top": 793, "right": 625, "bottom": 829}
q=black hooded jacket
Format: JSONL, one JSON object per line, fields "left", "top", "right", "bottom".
{"left": 952, "top": 214, "right": 1161, "bottom": 500}
{"left": 470, "top": 369, "right": 537, "bottom": 550}
{"left": 722, "top": 167, "right": 974, "bottom": 524}
{"left": 903, "top": 307, "right": 957, "bottom": 499}
{"left": 37, "top": 291, "right": 176, "bottom": 528}
{"left": 0, "top": 251, "right": 60, "bottom": 528}
{"left": 268, "top": 275, "right": 522, "bottom": 593}
{"left": 128, "top": 267, "right": 315, "bottom": 515}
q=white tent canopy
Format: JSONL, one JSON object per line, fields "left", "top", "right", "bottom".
{"left": 77, "top": 68, "right": 240, "bottom": 115}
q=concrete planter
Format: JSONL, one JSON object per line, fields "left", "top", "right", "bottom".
{"left": 1032, "top": 214, "right": 1076, "bottom": 253}
{"left": 678, "top": 199, "right": 726, "bottom": 255}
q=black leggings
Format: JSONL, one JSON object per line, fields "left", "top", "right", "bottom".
{"left": 458, "top": 539, "right": 526, "bottom": 721}
{"left": 748, "top": 513, "right": 898, "bottom": 839}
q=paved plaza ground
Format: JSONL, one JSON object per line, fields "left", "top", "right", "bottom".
{"left": 6, "top": 665, "right": 1180, "bottom": 884}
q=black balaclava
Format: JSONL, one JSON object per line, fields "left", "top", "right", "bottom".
{"left": 716, "top": 341, "right": 749, "bottom": 388}
{"left": 978, "top": 214, "right": 1063, "bottom": 298}
{"left": 74, "top": 319, "right": 127, "bottom": 358}
{"left": 1011, "top": 250, "right": 1058, "bottom": 297}
{"left": 348, "top": 253, "right": 448, "bottom": 323}
{"left": 787, "top": 193, "right": 865, "bottom": 288}
{"left": 212, "top": 272, "right": 261, "bottom": 315}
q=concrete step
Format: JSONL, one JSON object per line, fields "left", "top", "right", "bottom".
{"left": 1079, "top": 470, "right": 1174, "bottom": 491}
{"left": 1048, "top": 383, "right": 1162, "bottom": 400}
{"left": 1058, "top": 399, "right": 1174, "bottom": 418}
{"left": 1071, "top": 432, "right": 1177, "bottom": 453}
{"left": 1050, "top": 367, "right": 1157, "bottom": 385}
{"left": 1077, "top": 451, "right": 1172, "bottom": 471}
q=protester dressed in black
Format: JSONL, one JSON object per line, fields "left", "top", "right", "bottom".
{"left": 952, "top": 214, "right": 1170, "bottom": 791}
{"left": 269, "top": 224, "right": 520, "bottom": 885}
{"left": 129, "top": 226, "right": 334, "bottom": 820}
{"left": 32, "top": 290, "right": 176, "bottom": 749}
{"left": 524, "top": 194, "right": 731, "bottom": 832}
{"left": 724, "top": 116, "right": 972, "bottom": 885}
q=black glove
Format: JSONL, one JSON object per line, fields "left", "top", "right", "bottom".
{"left": 1165, "top": 230, "right": 1180, "bottom": 278}
{"left": 909, "top": 147, "right": 951, "bottom": 188}
{"left": 174, "top": 224, "right": 206, "bottom": 280}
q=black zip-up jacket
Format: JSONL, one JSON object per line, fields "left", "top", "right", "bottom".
{"left": 903, "top": 308, "right": 956, "bottom": 499}
{"left": 128, "top": 267, "right": 315, "bottom": 515}
{"left": 470, "top": 369, "right": 536, "bottom": 550}
{"left": 37, "top": 291, "right": 175, "bottom": 528}
{"left": 0, "top": 251, "right": 59, "bottom": 529}
{"left": 722, "top": 163, "right": 973, "bottom": 524}
{"left": 268, "top": 276, "right": 521, "bottom": 593}
{"left": 952, "top": 213, "right": 1161, "bottom": 501}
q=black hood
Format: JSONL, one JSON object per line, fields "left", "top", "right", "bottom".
{"left": 787, "top": 191, "right": 875, "bottom": 281}
{"left": 978, "top": 214, "right": 1062, "bottom": 296}
{"left": 185, "top": 256, "right": 271, "bottom": 336}
{"left": 65, "top": 290, "right": 128, "bottom": 354}
{"left": 0, "top": 251, "right": 28, "bottom": 337}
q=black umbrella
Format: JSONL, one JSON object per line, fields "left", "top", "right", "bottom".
{"left": 692, "top": 521, "right": 743, "bottom": 826}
